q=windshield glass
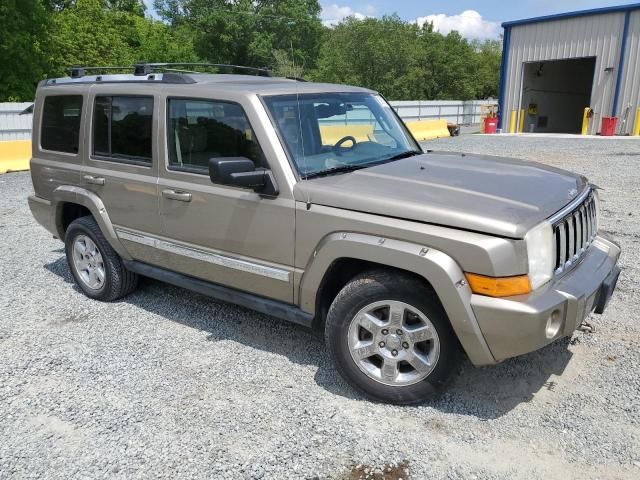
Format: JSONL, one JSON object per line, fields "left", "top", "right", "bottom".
{"left": 263, "top": 92, "right": 420, "bottom": 178}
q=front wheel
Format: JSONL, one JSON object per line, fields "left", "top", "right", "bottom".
{"left": 325, "top": 270, "right": 460, "bottom": 404}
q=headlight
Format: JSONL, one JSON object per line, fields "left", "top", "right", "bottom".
{"left": 525, "top": 221, "right": 554, "bottom": 289}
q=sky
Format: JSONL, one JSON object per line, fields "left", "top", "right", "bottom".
{"left": 143, "top": 1, "right": 633, "bottom": 39}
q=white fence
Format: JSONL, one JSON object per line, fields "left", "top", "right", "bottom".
{"left": 390, "top": 100, "right": 495, "bottom": 125}
{"left": 0, "top": 103, "right": 33, "bottom": 141}
{"left": 0, "top": 99, "right": 492, "bottom": 142}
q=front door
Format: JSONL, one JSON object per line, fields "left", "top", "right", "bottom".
{"left": 156, "top": 96, "right": 295, "bottom": 303}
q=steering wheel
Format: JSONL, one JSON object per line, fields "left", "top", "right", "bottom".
{"left": 333, "top": 135, "right": 357, "bottom": 156}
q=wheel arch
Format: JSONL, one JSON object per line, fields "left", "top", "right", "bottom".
{"left": 300, "top": 232, "right": 496, "bottom": 366}
{"left": 313, "top": 258, "right": 439, "bottom": 329}
{"left": 52, "top": 185, "right": 132, "bottom": 261}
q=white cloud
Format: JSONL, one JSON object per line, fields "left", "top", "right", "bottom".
{"left": 416, "top": 10, "right": 500, "bottom": 39}
{"left": 321, "top": 3, "right": 372, "bottom": 27}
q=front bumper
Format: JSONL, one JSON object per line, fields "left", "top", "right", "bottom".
{"left": 471, "top": 233, "right": 621, "bottom": 362}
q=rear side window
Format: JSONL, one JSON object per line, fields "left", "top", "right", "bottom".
{"left": 41, "top": 95, "right": 83, "bottom": 154}
{"left": 167, "top": 98, "right": 265, "bottom": 173}
{"left": 93, "top": 96, "right": 153, "bottom": 165}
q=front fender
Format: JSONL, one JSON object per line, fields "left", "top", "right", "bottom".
{"left": 299, "top": 232, "right": 496, "bottom": 366}
{"left": 52, "top": 185, "right": 132, "bottom": 261}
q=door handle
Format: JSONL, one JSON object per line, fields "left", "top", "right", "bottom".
{"left": 83, "top": 175, "right": 105, "bottom": 186}
{"left": 162, "top": 189, "right": 192, "bottom": 202}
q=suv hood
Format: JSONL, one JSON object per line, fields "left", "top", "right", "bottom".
{"left": 293, "top": 152, "right": 586, "bottom": 238}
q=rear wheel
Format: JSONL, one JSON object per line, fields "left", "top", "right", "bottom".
{"left": 65, "top": 216, "right": 138, "bottom": 301}
{"left": 325, "top": 270, "right": 460, "bottom": 404}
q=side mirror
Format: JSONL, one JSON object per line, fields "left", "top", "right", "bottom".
{"left": 209, "top": 157, "right": 278, "bottom": 196}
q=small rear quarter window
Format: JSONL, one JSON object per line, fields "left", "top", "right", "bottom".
{"left": 41, "top": 95, "right": 83, "bottom": 154}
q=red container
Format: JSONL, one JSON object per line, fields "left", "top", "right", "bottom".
{"left": 484, "top": 117, "right": 498, "bottom": 134}
{"left": 600, "top": 116, "right": 618, "bottom": 136}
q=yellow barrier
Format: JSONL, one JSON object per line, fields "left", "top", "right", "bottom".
{"left": 0, "top": 140, "right": 31, "bottom": 174}
{"left": 319, "top": 124, "right": 375, "bottom": 145}
{"left": 519, "top": 109, "right": 525, "bottom": 133}
{"left": 404, "top": 119, "right": 450, "bottom": 141}
{"left": 509, "top": 111, "right": 517, "bottom": 134}
{"left": 633, "top": 107, "right": 640, "bottom": 136}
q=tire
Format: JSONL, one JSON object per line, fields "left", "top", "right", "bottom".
{"left": 64, "top": 216, "right": 138, "bottom": 302}
{"left": 325, "top": 269, "right": 460, "bottom": 405}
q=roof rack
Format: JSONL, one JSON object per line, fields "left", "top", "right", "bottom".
{"left": 67, "top": 63, "right": 272, "bottom": 79}
{"left": 136, "top": 63, "right": 273, "bottom": 77}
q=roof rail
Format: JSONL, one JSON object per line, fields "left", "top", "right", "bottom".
{"left": 285, "top": 76, "right": 307, "bottom": 82}
{"left": 68, "top": 66, "right": 131, "bottom": 78}
{"left": 142, "top": 63, "right": 273, "bottom": 77}
{"left": 66, "top": 63, "right": 272, "bottom": 79}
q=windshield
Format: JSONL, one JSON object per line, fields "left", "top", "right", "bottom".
{"left": 263, "top": 92, "right": 421, "bottom": 178}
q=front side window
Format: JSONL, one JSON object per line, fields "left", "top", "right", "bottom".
{"left": 93, "top": 96, "right": 153, "bottom": 164}
{"left": 167, "top": 98, "right": 266, "bottom": 172}
{"left": 41, "top": 95, "right": 83, "bottom": 153}
{"left": 263, "top": 92, "right": 420, "bottom": 178}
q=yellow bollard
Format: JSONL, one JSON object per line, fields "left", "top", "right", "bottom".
{"left": 519, "top": 109, "right": 525, "bottom": 133}
{"left": 509, "top": 111, "right": 517, "bottom": 133}
{"left": 633, "top": 107, "right": 640, "bottom": 136}
{"left": 582, "top": 107, "right": 591, "bottom": 135}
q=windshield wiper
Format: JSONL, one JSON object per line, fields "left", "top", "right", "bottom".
{"left": 304, "top": 150, "right": 423, "bottom": 179}
{"left": 304, "top": 164, "right": 369, "bottom": 179}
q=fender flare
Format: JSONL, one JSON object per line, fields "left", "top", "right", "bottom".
{"left": 52, "top": 185, "right": 132, "bottom": 261}
{"left": 299, "top": 232, "right": 496, "bottom": 366}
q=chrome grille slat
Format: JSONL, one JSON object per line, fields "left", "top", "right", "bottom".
{"left": 574, "top": 210, "right": 582, "bottom": 256}
{"left": 591, "top": 200, "right": 596, "bottom": 234}
{"left": 578, "top": 208, "right": 584, "bottom": 248}
{"left": 567, "top": 215, "right": 575, "bottom": 260}
{"left": 584, "top": 204, "right": 591, "bottom": 244}
{"left": 552, "top": 189, "right": 598, "bottom": 275}
{"left": 558, "top": 224, "right": 567, "bottom": 267}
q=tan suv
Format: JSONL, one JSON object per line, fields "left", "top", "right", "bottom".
{"left": 28, "top": 64, "right": 621, "bottom": 404}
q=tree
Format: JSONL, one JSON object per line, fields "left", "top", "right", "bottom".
{"left": 132, "top": 18, "right": 199, "bottom": 64}
{"left": 419, "top": 30, "right": 480, "bottom": 100}
{"left": 272, "top": 49, "right": 304, "bottom": 78}
{"left": 49, "top": 0, "right": 140, "bottom": 75}
{"left": 312, "top": 16, "right": 502, "bottom": 101}
{"left": 472, "top": 38, "right": 502, "bottom": 99}
{"left": 48, "top": 0, "right": 197, "bottom": 77}
{"left": 0, "top": 0, "right": 52, "bottom": 101}
{"left": 312, "top": 16, "right": 426, "bottom": 99}
{"left": 0, "top": 1, "right": 501, "bottom": 102}
{"left": 154, "top": 0, "right": 323, "bottom": 69}
{"left": 44, "top": 0, "right": 146, "bottom": 14}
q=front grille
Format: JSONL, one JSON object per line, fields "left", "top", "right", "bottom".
{"left": 552, "top": 189, "right": 597, "bottom": 275}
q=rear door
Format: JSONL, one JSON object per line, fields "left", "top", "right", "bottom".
{"left": 155, "top": 94, "right": 296, "bottom": 303}
{"left": 83, "top": 86, "right": 161, "bottom": 264}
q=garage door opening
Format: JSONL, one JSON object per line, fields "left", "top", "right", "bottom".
{"left": 520, "top": 57, "right": 596, "bottom": 133}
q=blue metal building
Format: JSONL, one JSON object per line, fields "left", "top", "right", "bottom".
{"left": 498, "top": 3, "right": 640, "bottom": 134}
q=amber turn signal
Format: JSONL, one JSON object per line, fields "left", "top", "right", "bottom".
{"left": 465, "top": 273, "right": 532, "bottom": 297}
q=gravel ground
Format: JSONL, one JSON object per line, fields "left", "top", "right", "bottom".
{"left": 1, "top": 135, "right": 639, "bottom": 480}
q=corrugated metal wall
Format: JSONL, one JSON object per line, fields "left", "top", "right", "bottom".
{"left": 617, "top": 10, "right": 640, "bottom": 132}
{"left": 0, "top": 103, "right": 33, "bottom": 141}
{"left": 503, "top": 12, "right": 626, "bottom": 135}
